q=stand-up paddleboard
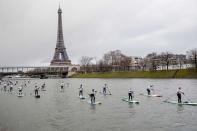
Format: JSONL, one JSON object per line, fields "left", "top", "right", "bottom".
{"left": 140, "top": 93, "right": 162, "bottom": 97}
{"left": 164, "top": 100, "right": 197, "bottom": 106}
{"left": 122, "top": 97, "right": 139, "bottom": 104}
{"left": 87, "top": 100, "right": 101, "bottom": 105}
{"left": 17, "top": 94, "right": 25, "bottom": 97}
{"left": 99, "top": 92, "right": 111, "bottom": 95}
{"left": 79, "top": 95, "right": 86, "bottom": 99}
{"left": 35, "top": 95, "right": 40, "bottom": 98}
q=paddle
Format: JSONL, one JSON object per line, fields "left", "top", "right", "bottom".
{"left": 183, "top": 93, "right": 193, "bottom": 103}
{"left": 163, "top": 93, "right": 175, "bottom": 102}
{"left": 106, "top": 87, "right": 112, "bottom": 95}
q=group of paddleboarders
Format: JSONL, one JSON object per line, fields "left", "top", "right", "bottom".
{"left": 78, "top": 84, "right": 111, "bottom": 104}
{"left": 146, "top": 85, "right": 185, "bottom": 103}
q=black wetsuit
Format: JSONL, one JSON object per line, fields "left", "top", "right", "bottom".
{"left": 147, "top": 88, "right": 151, "bottom": 95}
{"left": 90, "top": 93, "right": 95, "bottom": 103}
{"left": 79, "top": 89, "right": 83, "bottom": 96}
{"left": 128, "top": 91, "right": 133, "bottom": 100}
{"left": 35, "top": 87, "right": 39, "bottom": 96}
{"left": 103, "top": 87, "right": 106, "bottom": 94}
{"left": 10, "top": 86, "right": 13, "bottom": 92}
{"left": 177, "top": 92, "right": 182, "bottom": 103}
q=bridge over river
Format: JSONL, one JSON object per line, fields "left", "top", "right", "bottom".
{"left": 0, "top": 66, "right": 77, "bottom": 78}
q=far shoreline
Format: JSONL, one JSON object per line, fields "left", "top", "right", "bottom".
{"left": 71, "top": 69, "right": 197, "bottom": 79}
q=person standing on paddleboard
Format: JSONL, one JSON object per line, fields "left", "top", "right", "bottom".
{"left": 128, "top": 88, "right": 134, "bottom": 100}
{"left": 34, "top": 84, "right": 39, "bottom": 96}
{"left": 60, "top": 82, "right": 64, "bottom": 90}
{"left": 79, "top": 84, "right": 83, "bottom": 97}
{"left": 90, "top": 89, "right": 96, "bottom": 103}
{"left": 103, "top": 84, "right": 107, "bottom": 94}
{"left": 9, "top": 84, "right": 13, "bottom": 92}
{"left": 177, "top": 87, "right": 184, "bottom": 103}
{"left": 147, "top": 85, "right": 154, "bottom": 95}
{"left": 3, "top": 83, "right": 7, "bottom": 92}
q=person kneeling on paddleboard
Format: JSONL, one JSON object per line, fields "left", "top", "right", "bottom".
{"left": 128, "top": 88, "right": 134, "bottom": 100}
{"left": 177, "top": 87, "right": 184, "bottom": 103}
{"left": 79, "top": 84, "right": 83, "bottom": 97}
{"left": 90, "top": 89, "right": 96, "bottom": 103}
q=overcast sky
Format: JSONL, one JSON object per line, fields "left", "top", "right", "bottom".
{"left": 0, "top": 0, "right": 197, "bottom": 66}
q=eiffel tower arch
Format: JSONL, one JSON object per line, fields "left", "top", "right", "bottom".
{"left": 51, "top": 6, "right": 71, "bottom": 66}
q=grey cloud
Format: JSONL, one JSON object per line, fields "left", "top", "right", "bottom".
{"left": 0, "top": 0, "right": 197, "bottom": 66}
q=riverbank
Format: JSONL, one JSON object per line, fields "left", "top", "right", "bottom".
{"left": 71, "top": 69, "right": 197, "bottom": 78}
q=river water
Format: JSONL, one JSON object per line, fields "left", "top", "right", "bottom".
{"left": 0, "top": 78, "right": 197, "bottom": 131}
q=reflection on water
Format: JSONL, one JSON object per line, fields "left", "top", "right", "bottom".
{"left": 0, "top": 78, "right": 197, "bottom": 131}
{"left": 177, "top": 105, "right": 184, "bottom": 112}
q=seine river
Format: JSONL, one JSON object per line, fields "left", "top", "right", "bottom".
{"left": 0, "top": 78, "right": 197, "bottom": 131}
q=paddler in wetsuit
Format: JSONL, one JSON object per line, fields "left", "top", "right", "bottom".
{"left": 103, "top": 84, "right": 107, "bottom": 94}
{"left": 34, "top": 84, "right": 39, "bottom": 96}
{"left": 177, "top": 87, "right": 184, "bottom": 103}
{"left": 60, "top": 82, "right": 64, "bottom": 90}
{"left": 41, "top": 83, "right": 46, "bottom": 90}
{"left": 9, "top": 84, "right": 13, "bottom": 92}
{"left": 128, "top": 88, "right": 134, "bottom": 100}
{"left": 79, "top": 84, "right": 83, "bottom": 97}
{"left": 147, "top": 85, "right": 154, "bottom": 95}
{"left": 90, "top": 89, "right": 96, "bottom": 103}
{"left": 18, "top": 86, "right": 23, "bottom": 95}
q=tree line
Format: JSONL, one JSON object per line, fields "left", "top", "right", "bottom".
{"left": 80, "top": 48, "right": 197, "bottom": 73}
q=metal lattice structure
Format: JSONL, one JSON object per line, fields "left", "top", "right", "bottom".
{"left": 50, "top": 7, "right": 71, "bottom": 66}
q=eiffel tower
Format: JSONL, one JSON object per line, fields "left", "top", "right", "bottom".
{"left": 50, "top": 6, "right": 71, "bottom": 66}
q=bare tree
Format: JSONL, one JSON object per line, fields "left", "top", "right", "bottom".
{"left": 103, "top": 50, "right": 122, "bottom": 66}
{"left": 187, "top": 48, "right": 197, "bottom": 69}
{"left": 146, "top": 52, "right": 159, "bottom": 71}
{"left": 139, "top": 58, "right": 148, "bottom": 71}
{"left": 160, "top": 52, "right": 173, "bottom": 70}
{"left": 80, "top": 56, "right": 93, "bottom": 73}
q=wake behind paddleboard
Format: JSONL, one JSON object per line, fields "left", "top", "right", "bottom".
{"left": 87, "top": 100, "right": 101, "bottom": 105}
{"left": 164, "top": 100, "right": 197, "bottom": 106}
{"left": 140, "top": 93, "right": 162, "bottom": 97}
{"left": 122, "top": 97, "right": 139, "bottom": 104}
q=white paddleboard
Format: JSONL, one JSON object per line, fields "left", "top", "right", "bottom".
{"left": 17, "top": 94, "right": 25, "bottom": 97}
{"left": 79, "top": 96, "right": 86, "bottom": 99}
{"left": 122, "top": 97, "right": 139, "bottom": 104}
{"left": 87, "top": 100, "right": 101, "bottom": 105}
{"left": 140, "top": 93, "right": 162, "bottom": 97}
{"left": 164, "top": 100, "right": 197, "bottom": 106}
